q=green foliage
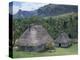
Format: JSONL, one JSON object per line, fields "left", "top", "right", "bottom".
{"left": 45, "top": 40, "right": 54, "bottom": 50}
{"left": 42, "top": 13, "right": 78, "bottom": 39}
{"left": 13, "top": 13, "right": 78, "bottom": 45}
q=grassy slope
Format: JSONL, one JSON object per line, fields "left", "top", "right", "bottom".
{"left": 13, "top": 44, "right": 78, "bottom": 58}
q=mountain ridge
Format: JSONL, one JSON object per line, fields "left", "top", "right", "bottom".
{"left": 9, "top": 2, "right": 78, "bottom": 19}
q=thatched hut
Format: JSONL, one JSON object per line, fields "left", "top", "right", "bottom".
{"left": 55, "top": 32, "right": 72, "bottom": 48}
{"left": 16, "top": 25, "right": 54, "bottom": 51}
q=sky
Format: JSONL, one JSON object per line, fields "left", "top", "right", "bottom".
{"left": 9, "top": 1, "right": 48, "bottom": 14}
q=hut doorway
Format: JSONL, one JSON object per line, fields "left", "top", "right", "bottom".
{"left": 59, "top": 43, "right": 61, "bottom": 47}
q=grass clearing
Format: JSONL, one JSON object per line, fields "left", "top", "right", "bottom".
{"left": 13, "top": 44, "right": 78, "bottom": 58}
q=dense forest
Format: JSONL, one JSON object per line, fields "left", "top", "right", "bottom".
{"left": 13, "top": 12, "right": 78, "bottom": 45}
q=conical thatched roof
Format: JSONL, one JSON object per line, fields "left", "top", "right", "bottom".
{"left": 55, "top": 32, "right": 71, "bottom": 43}
{"left": 16, "top": 25, "right": 54, "bottom": 47}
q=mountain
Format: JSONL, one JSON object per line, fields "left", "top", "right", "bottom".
{"left": 37, "top": 4, "right": 78, "bottom": 16}
{"left": 13, "top": 9, "right": 37, "bottom": 19}
{"left": 9, "top": 2, "right": 78, "bottom": 19}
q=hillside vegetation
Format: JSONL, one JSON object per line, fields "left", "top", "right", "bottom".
{"left": 13, "top": 12, "right": 78, "bottom": 45}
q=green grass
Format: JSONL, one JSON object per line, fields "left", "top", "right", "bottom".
{"left": 13, "top": 44, "right": 78, "bottom": 58}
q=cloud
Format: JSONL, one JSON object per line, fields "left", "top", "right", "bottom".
{"left": 13, "top": 5, "right": 20, "bottom": 14}
{"left": 10, "top": 1, "right": 48, "bottom": 14}
{"left": 21, "top": 2, "right": 48, "bottom": 11}
{"left": 9, "top": 1, "right": 21, "bottom": 14}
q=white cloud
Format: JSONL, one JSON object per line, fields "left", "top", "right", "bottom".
{"left": 10, "top": 1, "right": 49, "bottom": 14}
{"left": 21, "top": 2, "right": 48, "bottom": 11}
{"left": 13, "top": 5, "right": 20, "bottom": 14}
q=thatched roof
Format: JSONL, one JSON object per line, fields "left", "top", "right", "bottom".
{"left": 55, "top": 32, "right": 71, "bottom": 44}
{"left": 16, "top": 25, "right": 54, "bottom": 47}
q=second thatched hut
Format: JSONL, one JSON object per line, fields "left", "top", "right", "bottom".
{"left": 55, "top": 32, "right": 72, "bottom": 48}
